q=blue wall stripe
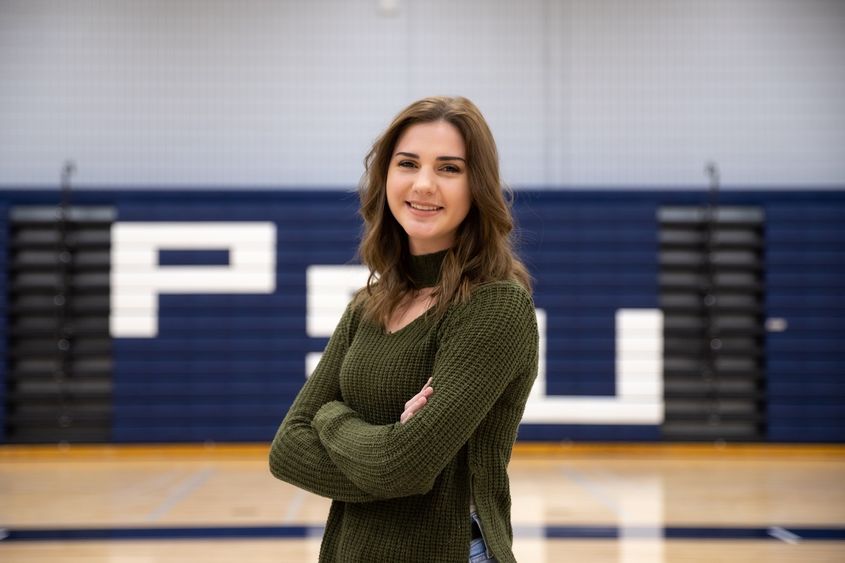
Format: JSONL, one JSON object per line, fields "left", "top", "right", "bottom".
{"left": 766, "top": 199, "right": 845, "bottom": 442}
{"left": 158, "top": 249, "right": 230, "bottom": 266}
{"left": 0, "top": 202, "right": 7, "bottom": 443}
{"left": 2, "top": 189, "right": 844, "bottom": 443}
{"left": 518, "top": 424, "right": 661, "bottom": 441}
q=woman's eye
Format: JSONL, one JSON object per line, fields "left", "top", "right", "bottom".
{"left": 442, "top": 165, "right": 460, "bottom": 173}
{"left": 398, "top": 160, "right": 417, "bottom": 168}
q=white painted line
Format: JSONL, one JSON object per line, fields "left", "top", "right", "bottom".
{"left": 560, "top": 467, "right": 620, "bottom": 516}
{"left": 118, "top": 469, "right": 183, "bottom": 499}
{"left": 146, "top": 467, "right": 215, "bottom": 522}
{"left": 768, "top": 526, "right": 802, "bottom": 544}
{"left": 283, "top": 489, "right": 307, "bottom": 524}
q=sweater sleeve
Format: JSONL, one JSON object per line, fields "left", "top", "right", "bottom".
{"left": 311, "top": 282, "right": 538, "bottom": 498}
{"left": 268, "top": 301, "right": 382, "bottom": 503}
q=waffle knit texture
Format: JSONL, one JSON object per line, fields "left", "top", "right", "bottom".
{"left": 269, "top": 250, "right": 539, "bottom": 562}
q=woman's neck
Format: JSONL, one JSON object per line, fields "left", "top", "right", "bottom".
{"left": 407, "top": 249, "right": 448, "bottom": 288}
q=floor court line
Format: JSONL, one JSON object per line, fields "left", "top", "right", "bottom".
{"left": 117, "top": 469, "right": 184, "bottom": 501}
{"left": 145, "top": 467, "right": 215, "bottom": 522}
{"left": 767, "top": 526, "right": 802, "bottom": 544}
{"left": 1, "top": 525, "right": 844, "bottom": 542}
{"left": 559, "top": 467, "right": 620, "bottom": 515}
{"left": 282, "top": 489, "right": 307, "bottom": 524}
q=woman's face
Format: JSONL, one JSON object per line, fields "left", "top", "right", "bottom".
{"left": 386, "top": 120, "right": 472, "bottom": 255}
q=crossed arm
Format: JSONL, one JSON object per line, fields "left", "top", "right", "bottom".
{"left": 268, "top": 303, "right": 381, "bottom": 502}
{"left": 269, "top": 283, "right": 536, "bottom": 502}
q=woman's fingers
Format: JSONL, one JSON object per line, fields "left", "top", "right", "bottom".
{"left": 400, "top": 378, "right": 434, "bottom": 424}
{"left": 400, "top": 397, "right": 424, "bottom": 424}
{"left": 404, "top": 377, "right": 434, "bottom": 410}
{"left": 402, "top": 395, "right": 428, "bottom": 422}
{"left": 404, "top": 385, "right": 433, "bottom": 410}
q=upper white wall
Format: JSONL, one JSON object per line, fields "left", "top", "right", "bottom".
{"left": 1, "top": 0, "right": 843, "bottom": 189}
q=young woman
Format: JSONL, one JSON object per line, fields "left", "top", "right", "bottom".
{"left": 269, "top": 96, "right": 538, "bottom": 563}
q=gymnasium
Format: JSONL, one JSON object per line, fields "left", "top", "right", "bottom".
{"left": 1, "top": 1, "right": 843, "bottom": 561}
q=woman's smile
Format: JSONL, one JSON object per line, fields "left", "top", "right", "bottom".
{"left": 406, "top": 201, "right": 444, "bottom": 215}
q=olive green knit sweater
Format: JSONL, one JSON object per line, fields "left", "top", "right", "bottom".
{"left": 269, "top": 252, "right": 538, "bottom": 562}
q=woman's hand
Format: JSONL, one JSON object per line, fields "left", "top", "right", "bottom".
{"left": 400, "top": 377, "right": 433, "bottom": 424}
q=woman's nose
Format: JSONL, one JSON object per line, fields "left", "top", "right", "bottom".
{"left": 412, "top": 167, "right": 435, "bottom": 193}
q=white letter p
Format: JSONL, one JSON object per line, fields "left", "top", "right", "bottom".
{"left": 110, "top": 222, "right": 276, "bottom": 338}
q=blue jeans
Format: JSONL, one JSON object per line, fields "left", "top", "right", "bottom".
{"left": 469, "top": 511, "right": 497, "bottom": 562}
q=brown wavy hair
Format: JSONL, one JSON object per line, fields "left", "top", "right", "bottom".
{"left": 356, "top": 96, "right": 531, "bottom": 327}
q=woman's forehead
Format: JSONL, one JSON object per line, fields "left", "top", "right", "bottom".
{"left": 394, "top": 121, "right": 466, "bottom": 157}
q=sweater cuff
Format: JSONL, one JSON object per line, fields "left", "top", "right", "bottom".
{"left": 312, "top": 400, "right": 355, "bottom": 436}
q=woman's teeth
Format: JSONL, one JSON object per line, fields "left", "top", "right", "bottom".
{"left": 409, "top": 202, "right": 440, "bottom": 211}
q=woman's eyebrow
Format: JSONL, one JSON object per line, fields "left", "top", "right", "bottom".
{"left": 394, "top": 151, "right": 466, "bottom": 163}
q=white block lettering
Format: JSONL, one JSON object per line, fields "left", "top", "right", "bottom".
{"left": 521, "top": 309, "right": 664, "bottom": 424}
{"left": 110, "top": 222, "right": 276, "bottom": 337}
{"left": 305, "top": 269, "right": 664, "bottom": 424}
{"left": 305, "top": 265, "right": 369, "bottom": 377}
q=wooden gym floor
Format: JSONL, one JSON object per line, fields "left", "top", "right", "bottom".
{"left": 0, "top": 443, "right": 843, "bottom": 562}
